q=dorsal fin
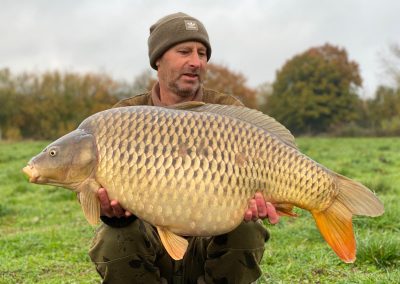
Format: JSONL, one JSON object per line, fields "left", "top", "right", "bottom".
{"left": 189, "top": 104, "right": 297, "bottom": 149}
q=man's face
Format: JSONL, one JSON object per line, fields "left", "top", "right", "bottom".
{"left": 157, "top": 41, "right": 207, "bottom": 98}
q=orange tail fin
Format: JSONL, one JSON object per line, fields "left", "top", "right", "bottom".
{"left": 312, "top": 202, "right": 355, "bottom": 263}
{"left": 312, "top": 174, "right": 384, "bottom": 263}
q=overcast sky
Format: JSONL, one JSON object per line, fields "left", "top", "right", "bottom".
{"left": 1, "top": 0, "right": 399, "bottom": 98}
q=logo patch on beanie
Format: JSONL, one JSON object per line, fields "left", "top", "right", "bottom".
{"left": 184, "top": 20, "right": 198, "bottom": 31}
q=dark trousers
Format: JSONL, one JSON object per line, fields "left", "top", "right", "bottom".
{"left": 89, "top": 219, "right": 269, "bottom": 284}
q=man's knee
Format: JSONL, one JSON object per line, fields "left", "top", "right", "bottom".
{"left": 210, "top": 220, "right": 269, "bottom": 251}
{"left": 89, "top": 219, "right": 164, "bottom": 283}
{"left": 89, "top": 219, "right": 161, "bottom": 260}
{"left": 204, "top": 221, "right": 269, "bottom": 283}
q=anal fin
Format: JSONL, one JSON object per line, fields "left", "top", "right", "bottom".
{"left": 275, "top": 203, "right": 298, "bottom": 217}
{"left": 157, "top": 226, "right": 188, "bottom": 260}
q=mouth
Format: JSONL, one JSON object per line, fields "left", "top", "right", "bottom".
{"left": 181, "top": 73, "right": 199, "bottom": 80}
{"left": 22, "top": 164, "right": 40, "bottom": 183}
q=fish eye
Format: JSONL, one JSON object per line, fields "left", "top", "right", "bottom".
{"left": 49, "top": 149, "right": 57, "bottom": 157}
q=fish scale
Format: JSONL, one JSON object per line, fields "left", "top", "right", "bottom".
{"left": 23, "top": 103, "right": 384, "bottom": 262}
{"left": 80, "top": 106, "right": 335, "bottom": 235}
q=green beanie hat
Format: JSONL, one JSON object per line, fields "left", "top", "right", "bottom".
{"left": 148, "top": 12, "right": 212, "bottom": 70}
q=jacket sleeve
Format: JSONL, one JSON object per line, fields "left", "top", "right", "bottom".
{"left": 100, "top": 215, "right": 138, "bottom": 228}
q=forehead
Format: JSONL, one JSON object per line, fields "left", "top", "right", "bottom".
{"left": 172, "top": 41, "right": 206, "bottom": 50}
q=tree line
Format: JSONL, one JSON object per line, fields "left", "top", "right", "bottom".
{"left": 0, "top": 63, "right": 256, "bottom": 140}
{"left": 262, "top": 43, "right": 400, "bottom": 136}
{"left": 0, "top": 43, "right": 399, "bottom": 140}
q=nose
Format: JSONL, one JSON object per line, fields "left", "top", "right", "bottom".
{"left": 188, "top": 52, "right": 201, "bottom": 68}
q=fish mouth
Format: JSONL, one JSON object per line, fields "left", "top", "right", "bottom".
{"left": 22, "top": 164, "right": 40, "bottom": 183}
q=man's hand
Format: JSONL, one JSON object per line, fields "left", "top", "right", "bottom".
{"left": 244, "top": 192, "right": 279, "bottom": 224}
{"left": 98, "top": 188, "right": 133, "bottom": 218}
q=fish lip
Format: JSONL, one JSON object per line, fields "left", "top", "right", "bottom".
{"left": 22, "top": 163, "right": 40, "bottom": 183}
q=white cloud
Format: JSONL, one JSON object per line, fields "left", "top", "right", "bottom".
{"left": 0, "top": 0, "right": 399, "bottom": 97}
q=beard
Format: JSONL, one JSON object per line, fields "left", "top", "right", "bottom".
{"left": 168, "top": 81, "right": 199, "bottom": 98}
{"left": 167, "top": 69, "right": 204, "bottom": 98}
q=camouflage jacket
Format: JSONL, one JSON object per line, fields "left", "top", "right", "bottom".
{"left": 113, "top": 86, "right": 243, "bottom": 108}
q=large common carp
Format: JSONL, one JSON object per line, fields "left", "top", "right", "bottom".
{"left": 23, "top": 102, "right": 384, "bottom": 262}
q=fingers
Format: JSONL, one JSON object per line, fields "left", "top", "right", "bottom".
{"left": 98, "top": 188, "right": 132, "bottom": 218}
{"left": 98, "top": 188, "right": 113, "bottom": 217}
{"left": 255, "top": 192, "right": 267, "bottom": 218}
{"left": 110, "top": 200, "right": 125, "bottom": 218}
{"left": 266, "top": 202, "right": 280, "bottom": 224}
{"left": 248, "top": 199, "right": 258, "bottom": 220}
{"left": 244, "top": 192, "right": 280, "bottom": 224}
{"left": 244, "top": 193, "right": 267, "bottom": 221}
{"left": 244, "top": 198, "right": 260, "bottom": 222}
{"left": 244, "top": 209, "right": 253, "bottom": 222}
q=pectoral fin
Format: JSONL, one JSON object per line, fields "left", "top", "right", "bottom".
{"left": 79, "top": 190, "right": 100, "bottom": 225}
{"left": 156, "top": 226, "right": 188, "bottom": 260}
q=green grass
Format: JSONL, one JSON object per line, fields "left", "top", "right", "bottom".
{"left": 259, "top": 137, "right": 400, "bottom": 283}
{"left": 1, "top": 138, "right": 399, "bottom": 283}
{"left": 0, "top": 141, "right": 98, "bottom": 283}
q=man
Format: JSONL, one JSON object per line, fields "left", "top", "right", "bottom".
{"left": 89, "top": 12, "right": 279, "bottom": 284}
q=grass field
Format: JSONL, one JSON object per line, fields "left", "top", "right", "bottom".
{"left": 0, "top": 138, "right": 399, "bottom": 283}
